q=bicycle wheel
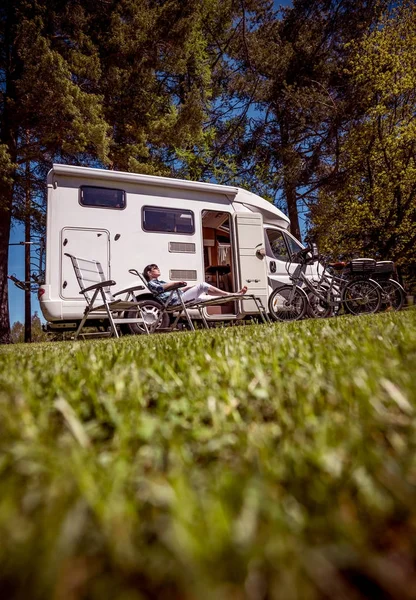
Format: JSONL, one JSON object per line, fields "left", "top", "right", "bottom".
{"left": 378, "top": 279, "right": 405, "bottom": 311}
{"left": 268, "top": 285, "right": 307, "bottom": 322}
{"left": 342, "top": 279, "right": 381, "bottom": 315}
{"left": 306, "top": 287, "right": 335, "bottom": 319}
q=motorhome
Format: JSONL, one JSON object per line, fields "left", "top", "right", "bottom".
{"left": 39, "top": 164, "right": 312, "bottom": 332}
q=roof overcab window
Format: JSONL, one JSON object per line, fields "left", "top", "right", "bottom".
{"left": 80, "top": 186, "right": 126, "bottom": 209}
{"left": 143, "top": 207, "right": 195, "bottom": 234}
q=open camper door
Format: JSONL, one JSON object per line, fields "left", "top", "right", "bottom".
{"left": 61, "top": 227, "right": 110, "bottom": 299}
{"left": 233, "top": 212, "right": 268, "bottom": 315}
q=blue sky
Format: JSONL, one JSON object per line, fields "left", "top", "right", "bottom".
{"left": 8, "top": 0, "right": 293, "bottom": 326}
{"left": 8, "top": 223, "right": 42, "bottom": 325}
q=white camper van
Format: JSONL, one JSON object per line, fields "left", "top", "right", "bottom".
{"left": 39, "top": 164, "right": 312, "bottom": 332}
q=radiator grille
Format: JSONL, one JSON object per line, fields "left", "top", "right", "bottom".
{"left": 170, "top": 269, "right": 197, "bottom": 280}
{"left": 169, "top": 241, "right": 196, "bottom": 253}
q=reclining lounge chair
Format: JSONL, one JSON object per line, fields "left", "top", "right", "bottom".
{"left": 128, "top": 269, "right": 270, "bottom": 332}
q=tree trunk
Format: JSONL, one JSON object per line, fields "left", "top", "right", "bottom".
{"left": 0, "top": 0, "right": 18, "bottom": 344}
{"left": 284, "top": 177, "right": 301, "bottom": 241}
{"left": 24, "top": 229, "right": 31, "bottom": 344}
{"left": 279, "top": 118, "right": 301, "bottom": 241}
{"left": 0, "top": 198, "right": 12, "bottom": 344}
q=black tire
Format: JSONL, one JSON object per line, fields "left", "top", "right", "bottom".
{"left": 378, "top": 279, "right": 405, "bottom": 311}
{"left": 306, "top": 287, "right": 335, "bottom": 319}
{"left": 124, "top": 299, "right": 169, "bottom": 335}
{"left": 268, "top": 285, "right": 307, "bottom": 322}
{"left": 342, "top": 279, "right": 381, "bottom": 315}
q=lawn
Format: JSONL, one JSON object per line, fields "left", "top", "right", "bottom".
{"left": 0, "top": 310, "right": 415, "bottom": 599}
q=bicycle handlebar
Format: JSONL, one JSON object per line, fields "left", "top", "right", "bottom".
{"left": 291, "top": 246, "right": 316, "bottom": 264}
{"left": 294, "top": 247, "right": 311, "bottom": 259}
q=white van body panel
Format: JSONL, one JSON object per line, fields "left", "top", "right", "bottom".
{"left": 233, "top": 212, "right": 268, "bottom": 312}
{"left": 40, "top": 164, "right": 309, "bottom": 325}
{"left": 61, "top": 228, "right": 110, "bottom": 299}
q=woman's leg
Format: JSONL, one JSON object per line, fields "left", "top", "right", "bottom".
{"left": 180, "top": 282, "right": 247, "bottom": 303}
{"left": 206, "top": 284, "right": 248, "bottom": 296}
{"left": 180, "top": 283, "right": 210, "bottom": 303}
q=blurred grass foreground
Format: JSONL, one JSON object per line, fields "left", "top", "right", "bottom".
{"left": 1, "top": 310, "right": 416, "bottom": 600}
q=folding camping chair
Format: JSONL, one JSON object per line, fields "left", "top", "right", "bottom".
{"left": 65, "top": 253, "right": 148, "bottom": 339}
{"left": 128, "top": 269, "right": 270, "bottom": 332}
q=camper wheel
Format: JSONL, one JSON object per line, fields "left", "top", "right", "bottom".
{"left": 123, "top": 299, "right": 169, "bottom": 335}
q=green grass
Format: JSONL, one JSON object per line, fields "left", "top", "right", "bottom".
{"left": 1, "top": 311, "right": 416, "bottom": 599}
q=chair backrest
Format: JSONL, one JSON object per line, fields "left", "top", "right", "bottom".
{"left": 65, "top": 253, "right": 115, "bottom": 304}
{"left": 129, "top": 269, "right": 158, "bottom": 296}
{"left": 132, "top": 269, "right": 172, "bottom": 306}
{"left": 128, "top": 268, "right": 182, "bottom": 306}
{"left": 137, "top": 272, "right": 149, "bottom": 288}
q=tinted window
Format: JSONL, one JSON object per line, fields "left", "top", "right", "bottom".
{"left": 266, "top": 229, "right": 289, "bottom": 261}
{"left": 285, "top": 234, "right": 303, "bottom": 257}
{"left": 143, "top": 207, "right": 194, "bottom": 234}
{"left": 80, "top": 186, "right": 126, "bottom": 209}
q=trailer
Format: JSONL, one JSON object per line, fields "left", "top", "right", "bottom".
{"left": 39, "top": 164, "right": 312, "bottom": 332}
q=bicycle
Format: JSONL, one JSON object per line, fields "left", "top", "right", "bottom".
{"left": 328, "top": 259, "right": 405, "bottom": 313}
{"left": 268, "top": 247, "right": 382, "bottom": 322}
{"left": 372, "top": 261, "right": 406, "bottom": 311}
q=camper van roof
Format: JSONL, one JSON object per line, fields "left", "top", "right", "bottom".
{"left": 50, "top": 164, "right": 239, "bottom": 197}
{"left": 234, "top": 189, "right": 290, "bottom": 226}
{"left": 49, "top": 164, "right": 289, "bottom": 226}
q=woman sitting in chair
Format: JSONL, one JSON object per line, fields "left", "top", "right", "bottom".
{"left": 143, "top": 264, "right": 247, "bottom": 306}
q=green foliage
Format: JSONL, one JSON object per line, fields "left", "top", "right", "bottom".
{"left": 311, "top": 3, "right": 416, "bottom": 276}
{"left": 9, "top": 321, "right": 24, "bottom": 344}
{"left": 0, "top": 0, "right": 113, "bottom": 342}
{"left": 168, "top": 1, "right": 278, "bottom": 184}
{"left": 16, "top": 13, "right": 110, "bottom": 161}
{"left": 0, "top": 312, "right": 415, "bottom": 598}
{"left": 10, "top": 312, "right": 49, "bottom": 344}
{"left": 88, "top": 0, "right": 233, "bottom": 173}
{"left": 0, "top": 145, "right": 16, "bottom": 192}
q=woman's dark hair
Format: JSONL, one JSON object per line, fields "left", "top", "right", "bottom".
{"left": 143, "top": 264, "right": 158, "bottom": 281}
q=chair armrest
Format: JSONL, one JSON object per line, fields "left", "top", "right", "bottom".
{"left": 80, "top": 280, "right": 117, "bottom": 294}
{"left": 113, "top": 285, "right": 145, "bottom": 297}
{"left": 153, "top": 282, "right": 186, "bottom": 297}
{"left": 169, "top": 282, "right": 187, "bottom": 291}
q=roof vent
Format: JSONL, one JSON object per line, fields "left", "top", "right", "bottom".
{"left": 170, "top": 269, "right": 197, "bottom": 280}
{"left": 169, "top": 242, "right": 196, "bottom": 254}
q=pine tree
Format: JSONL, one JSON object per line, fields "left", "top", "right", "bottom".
{"left": 311, "top": 2, "right": 416, "bottom": 287}
{"left": 0, "top": 0, "right": 110, "bottom": 343}
{"left": 227, "top": 0, "right": 388, "bottom": 239}
{"left": 87, "top": 0, "right": 246, "bottom": 177}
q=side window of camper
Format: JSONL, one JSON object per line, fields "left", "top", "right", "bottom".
{"left": 284, "top": 234, "right": 303, "bottom": 259}
{"left": 142, "top": 207, "right": 195, "bottom": 234}
{"left": 80, "top": 186, "right": 126, "bottom": 209}
{"left": 266, "top": 229, "right": 290, "bottom": 261}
